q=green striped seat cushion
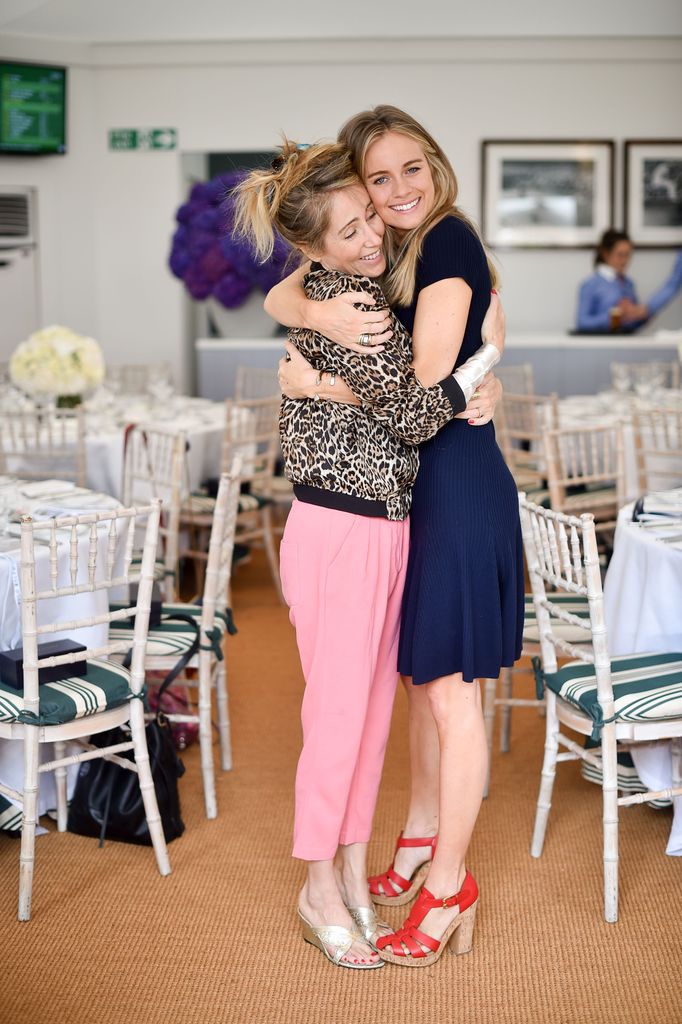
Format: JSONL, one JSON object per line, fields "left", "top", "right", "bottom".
{"left": 562, "top": 487, "right": 616, "bottom": 511}
{"left": 523, "top": 593, "right": 591, "bottom": 643}
{"left": 0, "top": 659, "right": 136, "bottom": 726}
{"left": 0, "top": 795, "right": 21, "bottom": 833}
{"left": 542, "top": 652, "right": 682, "bottom": 739}
{"left": 580, "top": 751, "right": 672, "bottom": 809}
{"left": 109, "top": 602, "right": 229, "bottom": 659}
{"left": 131, "top": 554, "right": 167, "bottom": 581}
{"left": 182, "top": 491, "right": 271, "bottom": 517}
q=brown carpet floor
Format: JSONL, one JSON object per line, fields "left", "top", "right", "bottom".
{"left": 1, "top": 552, "right": 680, "bottom": 1024}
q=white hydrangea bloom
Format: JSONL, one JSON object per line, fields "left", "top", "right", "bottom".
{"left": 9, "top": 326, "right": 105, "bottom": 396}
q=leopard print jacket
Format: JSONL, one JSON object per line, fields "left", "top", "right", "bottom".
{"left": 279, "top": 265, "right": 465, "bottom": 521}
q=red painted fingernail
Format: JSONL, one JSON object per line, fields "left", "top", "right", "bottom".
{"left": 468, "top": 420, "right": 476, "bottom": 425}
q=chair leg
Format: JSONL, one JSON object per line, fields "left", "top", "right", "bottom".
{"left": 482, "top": 677, "right": 496, "bottom": 798}
{"left": 531, "top": 691, "right": 560, "bottom": 859}
{"left": 54, "top": 740, "right": 68, "bottom": 832}
{"left": 216, "top": 660, "right": 233, "bottom": 772}
{"left": 18, "top": 726, "right": 40, "bottom": 921}
{"left": 601, "top": 722, "right": 619, "bottom": 924}
{"left": 261, "top": 506, "right": 284, "bottom": 604}
{"left": 128, "top": 698, "right": 171, "bottom": 877}
{"left": 500, "top": 667, "right": 513, "bottom": 753}
{"left": 198, "top": 655, "right": 217, "bottom": 819}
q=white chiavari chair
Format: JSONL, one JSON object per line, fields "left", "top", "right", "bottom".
{"left": 106, "top": 363, "right": 173, "bottom": 396}
{"left": 632, "top": 406, "right": 682, "bottom": 494}
{"left": 496, "top": 391, "right": 558, "bottom": 503}
{"left": 111, "top": 464, "right": 241, "bottom": 818}
{"left": 520, "top": 495, "right": 682, "bottom": 922}
{"left": 496, "top": 362, "right": 535, "bottom": 396}
{"left": 234, "top": 365, "right": 280, "bottom": 401}
{"left": 0, "top": 499, "right": 170, "bottom": 920}
{"left": 121, "top": 426, "right": 186, "bottom": 601}
{"left": 0, "top": 407, "right": 86, "bottom": 487}
{"left": 483, "top": 391, "right": 563, "bottom": 786}
{"left": 182, "top": 397, "right": 283, "bottom": 601}
{"left": 543, "top": 423, "right": 626, "bottom": 541}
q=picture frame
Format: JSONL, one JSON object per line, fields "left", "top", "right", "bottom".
{"left": 481, "top": 140, "right": 614, "bottom": 249}
{"left": 624, "top": 140, "right": 682, "bottom": 248}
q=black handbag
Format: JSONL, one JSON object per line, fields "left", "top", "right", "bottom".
{"left": 66, "top": 615, "right": 205, "bottom": 847}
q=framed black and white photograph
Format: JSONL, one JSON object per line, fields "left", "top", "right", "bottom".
{"left": 624, "top": 140, "right": 682, "bottom": 248}
{"left": 481, "top": 140, "right": 614, "bottom": 249}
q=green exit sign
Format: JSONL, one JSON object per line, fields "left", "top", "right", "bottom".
{"left": 108, "top": 128, "right": 178, "bottom": 151}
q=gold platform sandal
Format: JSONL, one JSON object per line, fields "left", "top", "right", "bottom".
{"left": 346, "top": 905, "right": 392, "bottom": 952}
{"left": 298, "top": 910, "right": 384, "bottom": 969}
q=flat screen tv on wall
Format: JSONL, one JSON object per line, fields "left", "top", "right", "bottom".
{"left": 0, "top": 61, "right": 67, "bottom": 155}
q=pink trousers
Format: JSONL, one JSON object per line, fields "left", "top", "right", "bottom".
{"left": 280, "top": 500, "right": 410, "bottom": 861}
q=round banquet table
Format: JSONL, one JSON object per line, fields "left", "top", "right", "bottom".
{"left": 603, "top": 494, "right": 682, "bottom": 854}
{"left": 84, "top": 395, "right": 226, "bottom": 498}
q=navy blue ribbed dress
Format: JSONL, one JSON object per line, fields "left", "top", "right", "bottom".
{"left": 396, "top": 216, "right": 524, "bottom": 685}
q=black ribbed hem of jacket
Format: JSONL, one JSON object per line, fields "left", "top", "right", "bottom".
{"left": 293, "top": 484, "right": 389, "bottom": 518}
{"left": 438, "top": 375, "right": 467, "bottom": 414}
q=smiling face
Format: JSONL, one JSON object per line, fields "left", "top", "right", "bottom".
{"left": 307, "top": 184, "right": 386, "bottom": 277}
{"left": 363, "top": 131, "right": 436, "bottom": 235}
{"left": 603, "top": 240, "right": 633, "bottom": 275}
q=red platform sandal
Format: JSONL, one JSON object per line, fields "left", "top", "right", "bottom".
{"left": 368, "top": 833, "right": 437, "bottom": 907}
{"left": 375, "top": 870, "right": 478, "bottom": 967}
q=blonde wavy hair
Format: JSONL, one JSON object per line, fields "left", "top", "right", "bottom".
{"left": 233, "top": 138, "right": 359, "bottom": 264}
{"left": 338, "top": 105, "right": 499, "bottom": 306}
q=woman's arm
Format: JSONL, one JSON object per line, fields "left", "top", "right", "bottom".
{"left": 410, "top": 278, "right": 472, "bottom": 387}
{"left": 576, "top": 278, "right": 611, "bottom": 332}
{"left": 264, "top": 267, "right": 392, "bottom": 351}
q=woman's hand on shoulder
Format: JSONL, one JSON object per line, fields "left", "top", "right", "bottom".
{"left": 481, "top": 291, "right": 505, "bottom": 356}
{"left": 278, "top": 341, "right": 318, "bottom": 399}
{"left": 455, "top": 372, "right": 503, "bottom": 426}
{"left": 307, "top": 291, "right": 392, "bottom": 353}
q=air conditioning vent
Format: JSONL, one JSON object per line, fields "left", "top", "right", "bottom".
{"left": 0, "top": 194, "right": 29, "bottom": 236}
{"left": 0, "top": 189, "right": 35, "bottom": 246}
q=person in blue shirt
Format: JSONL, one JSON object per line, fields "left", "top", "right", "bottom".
{"left": 576, "top": 229, "right": 682, "bottom": 333}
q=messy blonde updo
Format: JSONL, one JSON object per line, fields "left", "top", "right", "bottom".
{"left": 338, "top": 105, "right": 499, "bottom": 306}
{"left": 234, "top": 138, "right": 359, "bottom": 264}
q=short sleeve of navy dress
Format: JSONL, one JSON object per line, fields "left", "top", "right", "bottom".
{"left": 395, "top": 214, "right": 525, "bottom": 686}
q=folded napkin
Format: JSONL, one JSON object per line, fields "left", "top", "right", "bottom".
{"left": 643, "top": 489, "right": 682, "bottom": 516}
{"left": 18, "top": 480, "right": 77, "bottom": 498}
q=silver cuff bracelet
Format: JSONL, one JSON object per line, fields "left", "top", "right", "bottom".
{"left": 452, "top": 343, "right": 500, "bottom": 404}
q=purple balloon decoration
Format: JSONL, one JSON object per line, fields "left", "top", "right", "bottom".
{"left": 168, "top": 168, "right": 292, "bottom": 309}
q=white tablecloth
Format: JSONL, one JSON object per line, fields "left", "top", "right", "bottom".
{"left": 0, "top": 478, "right": 124, "bottom": 825}
{"left": 603, "top": 496, "right": 682, "bottom": 854}
{"left": 85, "top": 396, "right": 226, "bottom": 498}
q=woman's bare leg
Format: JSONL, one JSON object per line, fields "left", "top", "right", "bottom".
{"left": 384, "top": 676, "right": 440, "bottom": 890}
{"left": 410, "top": 672, "right": 487, "bottom": 945}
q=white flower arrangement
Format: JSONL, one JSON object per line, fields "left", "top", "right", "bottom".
{"left": 9, "top": 325, "right": 105, "bottom": 397}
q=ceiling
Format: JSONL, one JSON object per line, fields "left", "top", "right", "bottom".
{"left": 1, "top": 0, "right": 681, "bottom": 44}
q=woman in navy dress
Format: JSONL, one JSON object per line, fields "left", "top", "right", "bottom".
{"left": 269, "top": 106, "right": 524, "bottom": 966}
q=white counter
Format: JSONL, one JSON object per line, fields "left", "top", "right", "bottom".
{"left": 195, "top": 334, "right": 681, "bottom": 399}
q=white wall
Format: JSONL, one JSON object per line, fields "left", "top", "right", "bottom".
{"left": 1, "top": 35, "right": 681, "bottom": 388}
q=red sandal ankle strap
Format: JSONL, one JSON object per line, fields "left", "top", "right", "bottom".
{"left": 395, "top": 832, "right": 438, "bottom": 851}
{"left": 418, "top": 872, "right": 478, "bottom": 915}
